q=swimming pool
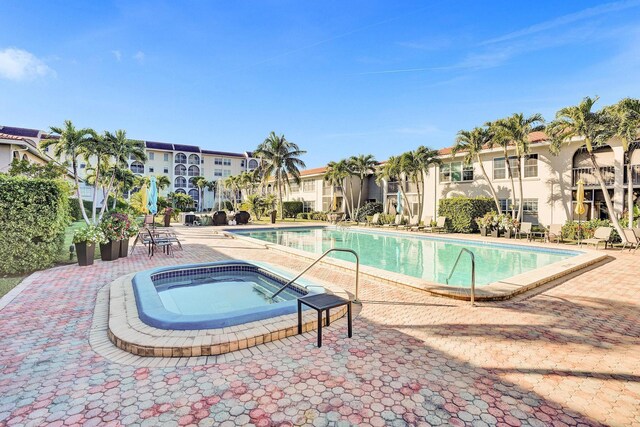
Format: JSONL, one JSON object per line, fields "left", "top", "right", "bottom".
{"left": 133, "top": 261, "right": 325, "bottom": 329}
{"left": 232, "top": 227, "right": 581, "bottom": 287}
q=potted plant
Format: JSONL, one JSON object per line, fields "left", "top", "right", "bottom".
{"left": 100, "top": 213, "right": 126, "bottom": 261}
{"left": 73, "top": 225, "right": 106, "bottom": 266}
{"left": 120, "top": 215, "right": 139, "bottom": 258}
{"left": 475, "top": 212, "right": 494, "bottom": 236}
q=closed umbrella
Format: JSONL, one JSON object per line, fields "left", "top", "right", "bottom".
{"left": 575, "top": 179, "right": 586, "bottom": 243}
{"left": 396, "top": 190, "right": 403, "bottom": 215}
{"left": 140, "top": 184, "right": 148, "bottom": 214}
{"left": 147, "top": 177, "right": 158, "bottom": 227}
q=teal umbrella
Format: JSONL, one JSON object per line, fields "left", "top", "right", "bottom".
{"left": 396, "top": 190, "right": 403, "bottom": 215}
{"left": 147, "top": 176, "right": 158, "bottom": 215}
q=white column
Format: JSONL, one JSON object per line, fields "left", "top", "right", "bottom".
{"left": 613, "top": 145, "right": 625, "bottom": 217}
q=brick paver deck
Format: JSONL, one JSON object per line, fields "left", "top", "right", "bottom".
{"left": 0, "top": 225, "right": 638, "bottom": 426}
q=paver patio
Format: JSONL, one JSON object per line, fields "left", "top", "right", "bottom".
{"left": 0, "top": 225, "right": 638, "bottom": 426}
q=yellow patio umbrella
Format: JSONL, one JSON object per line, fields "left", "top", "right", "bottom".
{"left": 140, "top": 184, "right": 148, "bottom": 214}
{"left": 575, "top": 179, "right": 586, "bottom": 243}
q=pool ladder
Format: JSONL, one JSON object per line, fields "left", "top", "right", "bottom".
{"left": 445, "top": 248, "right": 476, "bottom": 306}
{"left": 271, "top": 248, "right": 360, "bottom": 302}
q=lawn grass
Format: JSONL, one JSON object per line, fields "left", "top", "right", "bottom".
{"left": 0, "top": 276, "right": 24, "bottom": 299}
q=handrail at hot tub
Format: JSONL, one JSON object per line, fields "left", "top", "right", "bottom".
{"left": 271, "top": 248, "right": 360, "bottom": 302}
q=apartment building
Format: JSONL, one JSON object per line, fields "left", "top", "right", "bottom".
{"left": 0, "top": 126, "right": 259, "bottom": 210}
{"left": 280, "top": 133, "right": 639, "bottom": 226}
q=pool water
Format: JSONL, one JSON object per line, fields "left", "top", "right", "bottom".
{"left": 234, "top": 227, "right": 579, "bottom": 287}
{"left": 155, "top": 272, "right": 298, "bottom": 316}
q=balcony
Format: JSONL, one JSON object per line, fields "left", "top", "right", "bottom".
{"left": 387, "top": 181, "right": 418, "bottom": 193}
{"left": 572, "top": 166, "right": 615, "bottom": 186}
{"left": 624, "top": 164, "right": 640, "bottom": 185}
{"left": 322, "top": 186, "right": 342, "bottom": 196}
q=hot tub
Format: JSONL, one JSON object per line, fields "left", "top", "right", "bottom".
{"left": 133, "top": 261, "right": 325, "bottom": 330}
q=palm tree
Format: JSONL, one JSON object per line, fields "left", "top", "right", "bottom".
{"left": 111, "top": 167, "right": 136, "bottom": 209}
{"left": 413, "top": 146, "right": 440, "bottom": 221}
{"left": 495, "top": 113, "right": 545, "bottom": 220}
{"left": 349, "top": 154, "right": 377, "bottom": 220}
{"left": 254, "top": 132, "right": 306, "bottom": 219}
{"left": 548, "top": 96, "right": 625, "bottom": 240}
{"left": 375, "top": 156, "right": 410, "bottom": 217}
{"left": 134, "top": 175, "right": 171, "bottom": 191}
{"left": 189, "top": 176, "right": 209, "bottom": 211}
{"left": 41, "top": 120, "right": 95, "bottom": 224}
{"left": 488, "top": 119, "right": 518, "bottom": 219}
{"left": 324, "top": 159, "right": 351, "bottom": 215}
{"left": 223, "top": 175, "right": 242, "bottom": 210}
{"left": 608, "top": 98, "right": 640, "bottom": 228}
{"left": 454, "top": 127, "right": 502, "bottom": 213}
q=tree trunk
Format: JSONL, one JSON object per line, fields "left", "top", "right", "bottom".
{"left": 356, "top": 177, "right": 364, "bottom": 221}
{"left": 73, "top": 159, "right": 91, "bottom": 224}
{"left": 627, "top": 156, "right": 635, "bottom": 228}
{"left": 342, "top": 178, "right": 351, "bottom": 218}
{"left": 477, "top": 154, "right": 502, "bottom": 214}
{"left": 98, "top": 171, "right": 117, "bottom": 221}
{"left": 504, "top": 153, "right": 517, "bottom": 219}
{"left": 92, "top": 158, "right": 100, "bottom": 224}
{"left": 516, "top": 156, "right": 524, "bottom": 222}
{"left": 589, "top": 152, "right": 626, "bottom": 242}
{"left": 278, "top": 180, "right": 284, "bottom": 220}
{"left": 414, "top": 175, "right": 423, "bottom": 222}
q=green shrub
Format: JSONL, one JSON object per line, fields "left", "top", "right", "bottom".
{"left": 310, "top": 211, "right": 327, "bottom": 221}
{"left": 282, "top": 201, "right": 303, "bottom": 218}
{"left": 380, "top": 214, "right": 395, "bottom": 224}
{"left": 68, "top": 198, "right": 93, "bottom": 221}
{"left": 562, "top": 219, "right": 621, "bottom": 243}
{"left": 438, "top": 197, "right": 495, "bottom": 233}
{"left": 296, "top": 212, "right": 306, "bottom": 220}
{"left": 0, "top": 176, "right": 70, "bottom": 274}
{"left": 356, "top": 202, "right": 383, "bottom": 222}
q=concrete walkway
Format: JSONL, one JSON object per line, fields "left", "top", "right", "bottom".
{"left": 0, "top": 225, "right": 638, "bottom": 426}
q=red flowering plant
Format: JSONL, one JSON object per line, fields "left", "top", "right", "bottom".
{"left": 100, "top": 212, "right": 130, "bottom": 241}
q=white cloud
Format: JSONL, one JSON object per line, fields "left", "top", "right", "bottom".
{"left": 112, "top": 50, "right": 122, "bottom": 61}
{"left": 133, "top": 51, "right": 145, "bottom": 63}
{"left": 0, "top": 48, "right": 54, "bottom": 81}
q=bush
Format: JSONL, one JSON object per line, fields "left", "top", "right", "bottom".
{"left": 380, "top": 214, "right": 396, "bottom": 224}
{"left": 438, "top": 197, "right": 495, "bottom": 233}
{"left": 0, "top": 176, "right": 70, "bottom": 274}
{"left": 311, "top": 211, "right": 327, "bottom": 221}
{"left": 282, "top": 201, "right": 303, "bottom": 218}
{"left": 296, "top": 212, "right": 307, "bottom": 220}
{"left": 562, "top": 219, "right": 621, "bottom": 243}
{"left": 356, "top": 202, "right": 383, "bottom": 222}
{"left": 68, "top": 198, "right": 93, "bottom": 221}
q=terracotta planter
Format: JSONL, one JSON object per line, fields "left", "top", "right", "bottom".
{"left": 100, "top": 240, "right": 121, "bottom": 261}
{"left": 119, "top": 238, "right": 129, "bottom": 258}
{"left": 75, "top": 242, "right": 95, "bottom": 266}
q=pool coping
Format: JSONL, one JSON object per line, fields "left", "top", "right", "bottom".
{"left": 108, "top": 269, "right": 352, "bottom": 358}
{"left": 225, "top": 225, "right": 608, "bottom": 301}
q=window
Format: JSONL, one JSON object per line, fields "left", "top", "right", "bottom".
{"left": 303, "top": 201, "right": 315, "bottom": 212}
{"left": 149, "top": 152, "right": 155, "bottom": 160}
{"left": 289, "top": 182, "right": 299, "bottom": 192}
{"left": 175, "top": 188, "right": 186, "bottom": 194}
{"left": 163, "top": 167, "right": 169, "bottom": 174}
{"left": 174, "top": 176, "right": 187, "bottom": 188}
{"left": 223, "top": 169, "right": 231, "bottom": 177}
{"left": 493, "top": 157, "right": 519, "bottom": 180}
{"left": 214, "top": 169, "right": 223, "bottom": 177}
{"left": 223, "top": 158, "right": 231, "bottom": 166}
{"left": 302, "top": 180, "right": 315, "bottom": 192}
{"left": 188, "top": 189, "right": 199, "bottom": 201}
{"left": 175, "top": 153, "right": 187, "bottom": 164}
{"left": 499, "top": 198, "right": 513, "bottom": 213}
{"left": 524, "top": 154, "right": 538, "bottom": 178}
{"left": 164, "top": 153, "right": 169, "bottom": 162}
{"left": 248, "top": 159, "right": 258, "bottom": 169}
{"left": 188, "top": 154, "right": 200, "bottom": 165}
{"left": 440, "top": 162, "right": 473, "bottom": 182}
{"left": 188, "top": 165, "right": 200, "bottom": 176}
{"left": 241, "top": 160, "right": 246, "bottom": 168}
{"left": 149, "top": 167, "right": 154, "bottom": 173}
{"left": 214, "top": 158, "right": 222, "bottom": 165}
{"left": 522, "top": 199, "right": 538, "bottom": 214}
{"left": 175, "top": 164, "right": 186, "bottom": 175}
{"left": 130, "top": 161, "right": 144, "bottom": 174}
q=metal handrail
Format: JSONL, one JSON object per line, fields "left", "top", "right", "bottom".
{"left": 271, "top": 248, "right": 360, "bottom": 302}
{"left": 445, "top": 248, "right": 476, "bottom": 306}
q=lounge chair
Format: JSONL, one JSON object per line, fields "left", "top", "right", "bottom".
{"left": 366, "top": 213, "right": 380, "bottom": 227}
{"left": 410, "top": 216, "right": 432, "bottom": 232}
{"left": 382, "top": 214, "right": 402, "bottom": 229}
{"left": 581, "top": 226, "right": 613, "bottom": 249}
{"left": 621, "top": 228, "right": 640, "bottom": 252}
{"left": 424, "top": 216, "right": 447, "bottom": 233}
{"left": 402, "top": 215, "right": 420, "bottom": 231}
{"left": 546, "top": 224, "right": 563, "bottom": 243}
{"left": 516, "top": 222, "right": 533, "bottom": 240}
{"left": 146, "top": 228, "right": 174, "bottom": 257}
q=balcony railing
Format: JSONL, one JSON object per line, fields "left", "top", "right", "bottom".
{"left": 322, "top": 186, "right": 342, "bottom": 196}
{"left": 624, "top": 164, "right": 640, "bottom": 185}
{"left": 572, "top": 166, "right": 615, "bottom": 186}
{"left": 387, "top": 181, "right": 418, "bottom": 193}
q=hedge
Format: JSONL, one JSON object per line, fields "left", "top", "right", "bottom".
{"left": 438, "top": 196, "right": 495, "bottom": 233}
{"left": 0, "top": 176, "right": 70, "bottom": 274}
{"left": 282, "top": 201, "right": 303, "bottom": 218}
{"left": 68, "top": 198, "right": 93, "bottom": 221}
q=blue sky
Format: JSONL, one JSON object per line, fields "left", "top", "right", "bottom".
{"left": 1, "top": 1, "right": 639, "bottom": 168}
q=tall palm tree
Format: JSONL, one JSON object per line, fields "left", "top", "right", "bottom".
{"left": 608, "top": 98, "right": 640, "bottom": 228}
{"left": 254, "top": 132, "right": 306, "bottom": 219}
{"left": 495, "top": 113, "right": 545, "bottom": 220}
{"left": 41, "top": 120, "right": 95, "bottom": 224}
{"left": 349, "top": 154, "right": 377, "bottom": 220}
{"left": 413, "top": 146, "right": 440, "bottom": 221}
{"left": 223, "top": 175, "right": 242, "bottom": 210}
{"left": 189, "top": 176, "right": 209, "bottom": 211}
{"left": 375, "top": 156, "right": 410, "bottom": 217}
{"left": 488, "top": 119, "right": 518, "bottom": 219}
{"left": 134, "top": 175, "right": 171, "bottom": 191}
{"left": 453, "top": 126, "right": 502, "bottom": 213}
{"left": 548, "top": 96, "right": 625, "bottom": 240}
{"left": 324, "top": 159, "right": 352, "bottom": 215}
{"left": 111, "top": 167, "right": 136, "bottom": 209}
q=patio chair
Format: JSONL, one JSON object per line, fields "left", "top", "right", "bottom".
{"left": 424, "top": 216, "right": 447, "bottom": 233}
{"left": 546, "top": 224, "right": 563, "bottom": 243}
{"left": 516, "top": 222, "right": 533, "bottom": 240}
{"left": 366, "top": 213, "right": 380, "bottom": 227}
{"left": 147, "top": 228, "right": 174, "bottom": 257}
{"left": 402, "top": 215, "right": 420, "bottom": 231}
{"left": 621, "top": 228, "right": 640, "bottom": 252}
{"left": 581, "top": 227, "right": 613, "bottom": 250}
{"left": 410, "top": 216, "right": 431, "bottom": 232}
{"left": 382, "top": 214, "right": 402, "bottom": 228}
